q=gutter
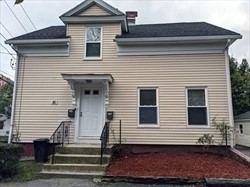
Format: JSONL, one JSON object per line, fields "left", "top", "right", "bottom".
{"left": 8, "top": 53, "right": 20, "bottom": 144}
{"left": 5, "top": 38, "right": 70, "bottom": 45}
{"left": 114, "top": 35, "right": 242, "bottom": 44}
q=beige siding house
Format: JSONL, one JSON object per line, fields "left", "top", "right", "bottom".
{"left": 6, "top": 0, "right": 242, "bottom": 155}
{"left": 234, "top": 111, "right": 250, "bottom": 147}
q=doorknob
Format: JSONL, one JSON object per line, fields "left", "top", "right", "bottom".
{"left": 80, "top": 112, "right": 82, "bottom": 117}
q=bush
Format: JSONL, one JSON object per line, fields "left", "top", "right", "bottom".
{"left": 0, "top": 143, "right": 24, "bottom": 178}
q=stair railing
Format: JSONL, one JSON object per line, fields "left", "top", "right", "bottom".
{"left": 50, "top": 120, "right": 71, "bottom": 164}
{"left": 100, "top": 122, "right": 110, "bottom": 165}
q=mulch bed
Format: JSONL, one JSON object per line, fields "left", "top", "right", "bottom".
{"left": 106, "top": 152, "right": 250, "bottom": 180}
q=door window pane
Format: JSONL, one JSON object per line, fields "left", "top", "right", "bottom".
{"left": 84, "top": 90, "right": 91, "bottom": 95}
{"left": 93, "top": 90, "right": 99, "bottom": 95}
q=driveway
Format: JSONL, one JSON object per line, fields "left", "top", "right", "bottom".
{"left": 0, "top": 178, "right": 202, "bottom": 187}
{"left": 236, "top": 145, "right": 250, "bottom": 157}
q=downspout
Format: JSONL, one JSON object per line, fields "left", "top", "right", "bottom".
{"left": 224, "top": 39, "right": 234, "bottom": 148}
{"left": 8, "top": 52, "right": 20, "bottom": 144}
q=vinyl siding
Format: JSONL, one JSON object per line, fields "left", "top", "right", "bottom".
{"left": 235, "top": 121, "right": 250, "bottom": 147}
{"left": 13, "top": 23, "right": 230, "bottom": 145}
{"left": 78, "top": 4, "right": 110, "bottom": 16}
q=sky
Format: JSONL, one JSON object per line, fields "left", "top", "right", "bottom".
{"left": 0, "top": 0, "right": 249, "bottom": 80}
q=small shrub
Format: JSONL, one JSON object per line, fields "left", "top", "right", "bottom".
{"left": 0, "top": 143, "right": 24, "bottom": 179}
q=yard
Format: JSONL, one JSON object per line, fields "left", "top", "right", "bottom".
{"left": 106, "top": 152, "right": 250, "bottom": 180}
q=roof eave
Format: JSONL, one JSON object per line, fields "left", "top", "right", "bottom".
{"left": 5, "top": 38, "right": 70, "bottom": 45}
{"left": 115, "top": 35, "right": 242, "bottom": 45}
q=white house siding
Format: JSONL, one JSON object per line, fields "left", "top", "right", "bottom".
{"left": 78, "top": 4, "right": 110, "bottom": 16}
{"left": 235, "top": 121, "right": 250, "bottom": 147}
{"left": 13, "top": 23, "right": 229, "bottom": 145}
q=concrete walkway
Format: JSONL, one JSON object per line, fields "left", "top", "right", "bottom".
{"left": 236, "top": 145, "right": 250, "bottom": 157}
{"left": 0, "top": 178, "right": 201, "bottom": 187}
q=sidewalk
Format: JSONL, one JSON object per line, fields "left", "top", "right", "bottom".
{"left": 0, "top": 178, "right": 199, "bottom": 187}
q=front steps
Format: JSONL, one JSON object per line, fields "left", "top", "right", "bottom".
{"left": 41, "top": 144, "right": 112, "bottom": 178}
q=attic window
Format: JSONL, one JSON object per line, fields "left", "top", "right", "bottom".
{"left": 84, "top": 27, "right": 102, "bottom": 60}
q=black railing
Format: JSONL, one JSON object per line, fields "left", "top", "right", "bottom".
{"left": 100, "top": 122, "right": 110, "bottom": 165}
{"left": 50, "top": 121, "right": 71, "bottom": 164}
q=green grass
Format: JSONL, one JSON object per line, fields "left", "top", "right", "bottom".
{"left": 1, "top": 161, "right": 43, "bottom": 182}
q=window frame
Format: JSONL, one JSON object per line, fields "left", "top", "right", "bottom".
{"left": 238, "top": 124, "right": 244, "bottom": 135}
{"left": 137, "top": 87, "right": 160, "bottom": 128}
{"left": 186, "top": 87, "right": 209, "bottom": 128}
{"left": 84, "top": 26, "right": 103, "bottom": 60}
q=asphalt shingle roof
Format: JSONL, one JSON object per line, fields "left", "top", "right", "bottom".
{"left": 235, "top": 111, "right": 250, "bottom": 120}
{"left": 7, "top": 26, "right": 67, "bottom": 41}
{"left": 116, "top": 22, "right": 240, "bottom": 38}
{"left": 6, "top": 22, "right": 240, "bottom": 42}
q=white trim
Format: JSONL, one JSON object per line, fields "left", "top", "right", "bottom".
{"left": 5, "top": 38, "right": 70, "bottom": 45}
{"left": 117, "top": 50, "right": 224, "bottom": 56}
{"left": 60, "top": 0, "right": 124, "bottom": 17}
{"left": 84, "top": 26, "right": 103, "bottom": 60}
{"left": 115, "top": 35, "right": 242, "bottom": 44}
{"left": 8, "top": 54, "right": 20, "bottom": 144}
{"left": 62, "top": 74, "right": 114, "bottom": 83}
{"left": 75, "top": 83, "right": 105, "bottom": 143}
{"left": 137, "top": 87, "right": 159, "bottom": 128}
{"left": 186, "top": 87, "right": 209, "bottom": 128}
{"left": 238, "top": 123, "right": 244, "bottom": 135}
{"left": 225, "top": 50, "right": 234, "bottom": 147}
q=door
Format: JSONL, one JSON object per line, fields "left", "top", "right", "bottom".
{"left": 79, "top": 87, "right": 103, "bottom": 138}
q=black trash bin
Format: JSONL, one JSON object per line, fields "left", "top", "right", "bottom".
{"left": 33, "top": 138, "right": 49, "bottom": 163}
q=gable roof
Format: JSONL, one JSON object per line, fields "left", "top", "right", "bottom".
{"left": 235, "top": 111, "right": 250, "bottom": 120}
{"left": 6, "top": 26, "right": 67, "bottom": 41}
{"left": 6, "top": 22, "right": 241, "bottom": 43}
{"left": 61, "top": 0, "right": 124, "bottom": 17}
{"left": 116, "top": 22, "right": 241, "bottom": 38}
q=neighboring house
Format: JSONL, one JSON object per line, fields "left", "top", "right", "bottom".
{"left": 0, "top": 114, "right": 10, "bottom": 138}
{"left": 5, "top": 0, "right": 242, "bottom": 177}
{"left": 0, "top": 74, "right": 13, "bottom": 89}
{"left": 234, "top": 111, "right": 250, "bottom": 147}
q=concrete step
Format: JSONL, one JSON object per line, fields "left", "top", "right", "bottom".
{"left": 56, "top": 145, "right": 112, "bottom": 155}
{"left": 40, "top": 170, "right": 104, "bottom": 179}
{"left": 43, "top": 163, "right": 108, "bottom": 172}
{"left": 51, "top": 154, "right": 111, "bottom": 165}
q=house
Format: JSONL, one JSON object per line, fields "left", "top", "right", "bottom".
{"left": 0, "top": 114, "right": 10, "bottom": 141}
{"left": 5, "top": 0, "right": 241, "bottom": 177}
{"left": 234, "top": 111, "right": 250, "bottom": 147}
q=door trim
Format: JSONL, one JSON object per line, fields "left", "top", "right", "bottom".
{"left": 74, "top": 83, "right": 105, "bottom": 144}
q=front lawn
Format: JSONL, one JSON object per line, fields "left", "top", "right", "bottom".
{"left": 0, "top": 161, "right": 43, "bottom": 182}
{"left": 106, "top": 152, "right": 250, "bottom": 180}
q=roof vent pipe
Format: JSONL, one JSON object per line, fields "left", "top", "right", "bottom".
{"left": 126, "top": 11, "right": 138, "bottom": 26}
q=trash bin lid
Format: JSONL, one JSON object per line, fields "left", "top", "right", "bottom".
{"left": 33, "top": 138, "right": 49, "bottom": 142}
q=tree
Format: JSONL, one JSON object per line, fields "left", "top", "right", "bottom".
{"left": 230, "top": 57, "right": 250, "bottom": 116}
{"left": 0, "top": 83, "right": 13, "bottom": 118}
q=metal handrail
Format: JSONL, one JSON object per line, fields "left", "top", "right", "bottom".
{"left": 100, "top": 122, "right": 110, "bottom": 165}
{"left": 50, "top": 121, "right": 71, "bottom": 164}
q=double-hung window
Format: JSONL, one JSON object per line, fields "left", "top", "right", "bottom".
{"left": 187, "top": 88, "right": 208, "bottom": 126}
{"left": 138, "top": 88, "right": 158, "bottom": 126}
{"left": 239, "top": 124, "right": 244, "bottom": 135}
{"left": 84, "top": 27, "right": 102, "bottom": 59}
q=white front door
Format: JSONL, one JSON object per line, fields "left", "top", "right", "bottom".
{"left": 79, "top": 86, "right": 103, "bottom": 139}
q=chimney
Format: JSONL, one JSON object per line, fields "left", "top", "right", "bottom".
{"left": 126, "top": 11, "right": 138, "bottom": 26}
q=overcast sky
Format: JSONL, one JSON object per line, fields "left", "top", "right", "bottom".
{"left": 0, "top": 0, "right": 249, "bottom": 80}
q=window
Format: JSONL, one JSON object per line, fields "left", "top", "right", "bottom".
{"left": 239, "top": 124, "right": 244, "bottom": 135}
{"left": 187, "top": 88, "right": 208, "bottom": 126}
{"left": 84, "top": 27, "right": 102, "bottom": 59}
{"left": 0, "top": 120, "right": 4, "bottom": 129}
{"left": 138, "top": 88, "right": 158, "bottom": 126}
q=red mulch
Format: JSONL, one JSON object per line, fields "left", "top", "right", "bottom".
{"left": 106, "top": 152, "right": 250, "bottom": 180}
